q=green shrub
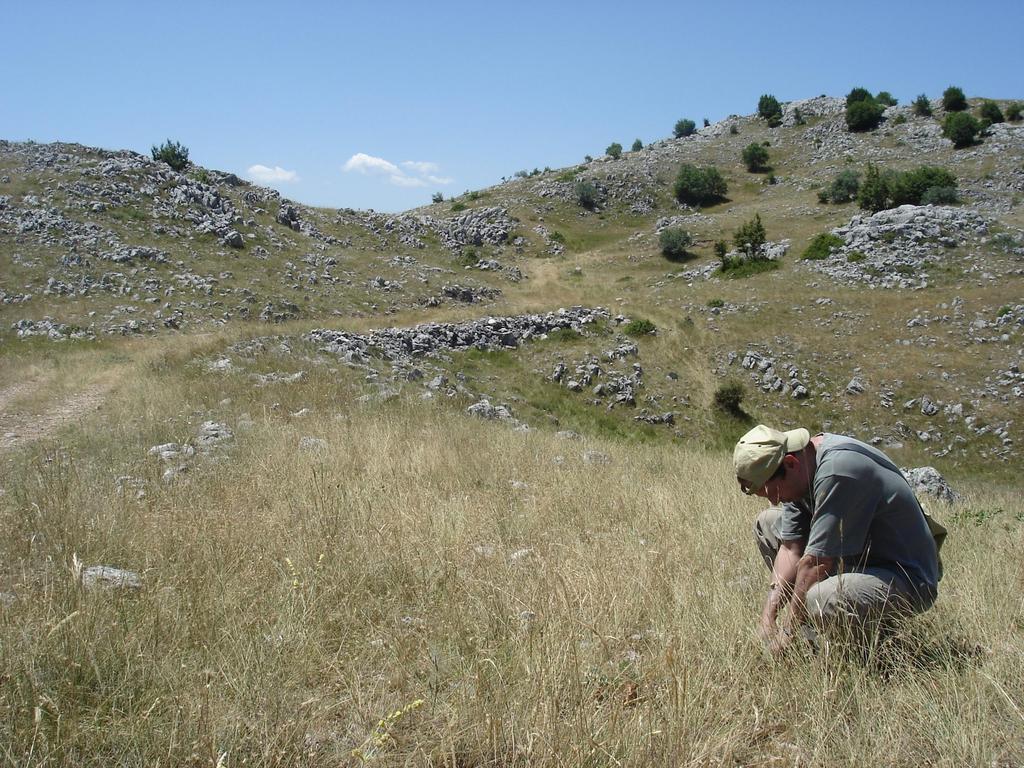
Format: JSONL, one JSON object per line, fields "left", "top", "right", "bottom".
{"left": 713, "top": 240, "right": 728, "bottom": 258}
{"left": 858, "top": 164, "right": 891, "bottom": 212}
{"left": 713, "top": 381, "right": 745, "bottom": 415}
{"left": 450, "top": 202, "right": 467, "bottom": 212}
{"left": 921, "top": 186, "right": 959, "bottom": 205}
{"left": 846, "top": 99, "right": 884, "bottom": 132}
{"left": 890, "top": 166, "right": 957, "bottom": 205}
{"left": 846, "top": 87, "right": 873, "bottom": 105}
{"left": 875, "top": 91, "right": 898, "bottom": 107}
{"left": 943, "top": 112, "right": 981, "bottom": 148}
{"left": 706, "top": 298, "right": 725, "bottom": 308}
{"left": 151, "top": 139, "right": 190, "bottom": 171}
{"left": 718, "top": 256, "right": 780, "bottom": 278}
{"left": 892, "top": 114, "right": 907, "bottom": 125}
{"left": 631, "top": 138, "right": 643, "bottom": 152}
{"left": 674, "top": 119, "right": 696, "bottom": 138}
{"left": 733, "top": 213, "right": 766, "bottom": 257}
{"left": 826, "top": 169, "right": 860, "bottom": 203}
{"left": 793, "top": 108, "right": 805, "bottom": 126}
{"left": 942, "top": 86, "right": 967, "bottom": 112}
{"left": 729, "top": 124, "right": 739, "bottom": 135}
{"left": 757, "top": 94, "right": 782, "bottom": 121}
{"left": 1007, "top": 103, "right": 1023, "bottom": 122}
{"left": 802, "top": 232, "right": 844, "bottom": 260}
{"left": 846, "top": 250, "right": 866, "bottom": 262}
{"left": 912, "top": 94, "right": 933, "bottom": 116}
{"left": 550, "top": 231, "right": 566, "bottom": 244}
{"left": 741, "top": 142, "right": 770, "bottom": 172}
{"left": 575, "top": 181, "right": 599, "bottom": 210}
{"left": 606, "top": 142, "right": 623, "bottom": 159}
{"left": 431, "top": 192, "right": 444, "bottom": 203}
{"left": 624, "top": 318, "right": 657, "bottom": 337}
{"left": 673, "top": 164, "right": 727, "bottom": 206}
{"left": 978, "top": 101, "right": 1004, "bottom": 124}
{"left": 659, "top": 228, "right": 693, "bottom": 260}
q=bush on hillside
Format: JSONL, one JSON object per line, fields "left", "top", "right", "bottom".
{"left": 824, "top": 169, "right": 860, "bottom": 203}
{"left": 624, "top": 318, "right": 657, "bottom": 337}
{"left": 733, "top": 213, "right": 766, "bottom": 257}
{"left": 802, "top": 232, "right": 844, "bottom": 260}
{"left": 890, "top": 166, "right": 957, "bottom": 206}
{"left": 151, "top": 139, "right": 190, "bottom": 172}
{"left": 659, "top": 227, "right": 694, "bottom": 260}
{"left": 1007, "top": 103, "right": 1023, "bottom": 122}
{"left": 846, "top": 99, "right": 885, "bottom": 132}
{"left": 846, "top": 87, "right": 873, "bottom": 105}
{"left": 703, "top": 118, "right": 711, "bottom": 127}
{"left": 856, "top": 164, "right": 959, "bottom": 211}
{"left": 673, "top": 164, "right": 727, "bottom": 206}
{"left": 713, "top": 381, "right": 746, "bottom": 416}
{"left": 631, "top": 138, "right": 643, "bottom": 152}
{"left": 942, "top": 86, "right": 967, "bottom": 112}
{"left": 431, "top": 192, "right": 444, "bottom": 203}
{"left": 575, "top": 181, "right": 600, "bottom": 210}
{"left": 741, "top": 142, "right": 770, "bottom": 172}
{"left": 921, "top": 186, "right": 959, "bottom": 205}
{"left": 875, "top": 91, "right": 898, "bottom": 107}
{"left": 912, "top": 94, "right": 933, "bottom": 116}
{"left": 757, "top": 94, "right": 782, "bottom": 122}
{"left": 713, "top": 239, "right": 728, "bottom": 258}
{"left": 943, "top": 111, "right": 981, "bottom": 148}
{"left": 729, "top": 124, "right": 739, "bottom": 135}
{"left": 605, "top": 142, "right": 623, "bottom": 159}
{"left": 978, "top": 101, "right": 1004, "bottom": 124}
{"left": 674, "top": 119, "right": 696, "bottom": 138}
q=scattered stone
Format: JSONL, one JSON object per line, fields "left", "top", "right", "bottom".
{"left": 81, "top": 565, "right": 142, "bottom": 591}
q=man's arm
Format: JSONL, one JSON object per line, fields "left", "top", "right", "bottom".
{"left": 760, "top": 539, "right": 803, "bottom": 639}
{"left": 783, "top": 553, "right": 835, "bottom": 634}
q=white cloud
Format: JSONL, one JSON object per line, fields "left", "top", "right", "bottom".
{"left": 388, "top": 174, "right": 428, "bottom": 188}
{"left": 401, "top": 160, "right": 439, "bottom": 175}
{"left": 343, "top": 153, "right": 453, "bottom": 188}
{"left": 246, "top": 164, "right": 299, "bottom": 183}
{"left": 343, "top": 153, "right": 401, "bottom": 176}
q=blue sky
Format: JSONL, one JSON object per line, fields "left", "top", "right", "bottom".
{"left": 5, "top": 1, "right": 1022, "bottom": 212}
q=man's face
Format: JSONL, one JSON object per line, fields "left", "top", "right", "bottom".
{"left": 750, "top": 455, "right": 808, "bottom": 504}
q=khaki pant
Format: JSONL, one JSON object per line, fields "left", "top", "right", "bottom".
{"left": 754, "top": 507, "right": 936, "bottom": 643}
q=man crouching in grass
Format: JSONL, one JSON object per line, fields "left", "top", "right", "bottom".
{"left": 733, "top": 425, "right": 941, "bottom": 655}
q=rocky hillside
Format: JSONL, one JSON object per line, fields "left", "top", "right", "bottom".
{"left": 2, "top": 92, "right": 1023, "bottom": 482}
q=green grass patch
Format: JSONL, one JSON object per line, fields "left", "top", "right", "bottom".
{"left": 623, "top": 318, "right": 656, "bottom": 337}
{"left": 717, "top": 258, "right": 780, "bottom": 279}
{"left": 802, "top": 233, "right": 844, "bottom": 260}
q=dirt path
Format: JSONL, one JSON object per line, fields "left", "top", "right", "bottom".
{"left": 0, "top": 380, "right": 113, "bottom": 451}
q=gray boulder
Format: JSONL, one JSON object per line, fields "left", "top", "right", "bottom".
{"left": 902, "top": 466, "right": 959, "bottom": 503}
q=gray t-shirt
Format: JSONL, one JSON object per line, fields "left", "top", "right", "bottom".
{"left": 778, "top": 434, "right": 940, "bottom": 590}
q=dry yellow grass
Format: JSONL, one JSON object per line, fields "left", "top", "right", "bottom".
{"left": 1, "top": 342, "right": 1022, "bottom": 766}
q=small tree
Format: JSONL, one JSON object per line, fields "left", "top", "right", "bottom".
{"left": 713, "top": 240, "right": 728, "bottom": 258}
{"left": 151, "top": 139, "right": 190, "bottom": 172}
{"left": 978, "top": 100, "right": 1004, "bottom": 124}
{"left": 631, "top": 138, "right": 643, "bottom": 152}
{"left": 757, "top": 94, "right": 782, "bottom": 122}
{"left": 674, "top": 119, "right": 696, "bottom": 138}
{"left": 875, "top": 91, "right": 898, "bottom": 107}
{"left": 606, "top": 142, "right": 623, "bottom": 160}
{"left": 575, "top": 181, "right": 599, "bottom": 210}
{"left": 659, "top": 227, "right": 693, "bottom": 260}
{"left": 793, "top": 107, "right": 805, "bottom": 126}
{"left": 846, "top": 87, "right": 873, "bottom": 105}
{"left": 846, "top": 99, "right": 884, "bottom": 132}
{"left": 943, "top": 112, "right": 981, "bottom": 148}
{"left": 1006, "top": 103, "right": 1023, "bottom": 122}
{"left": 857, "top": 164, "right": 891, "bottom": 212}
{"left": 942, "top": 86, "right": 967, "bottom": 112}
{"left": 741, "top": 142, "right": 770, "bottom": 172}
{"left": 733, "top": 213, "right": 766, "bottom": 258}
{"left": 912, "top": 94, "right": 933, "bottom": 116}
{"left": 431, "top": 191, "right": 444, "bottom": 203}
{"left": 703, "top": 118, "right": 710, "bottom": 127}
{"left": 673, "top": 164, "right": 727, "bottom": 206}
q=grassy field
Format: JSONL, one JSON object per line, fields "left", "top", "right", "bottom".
{"left": 1, "top": 336, "right": 1022, "bottom": 767}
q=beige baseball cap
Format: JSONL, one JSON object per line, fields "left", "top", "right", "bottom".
{"left": 733, "top": 424, "right": 810, "bottom": 494}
